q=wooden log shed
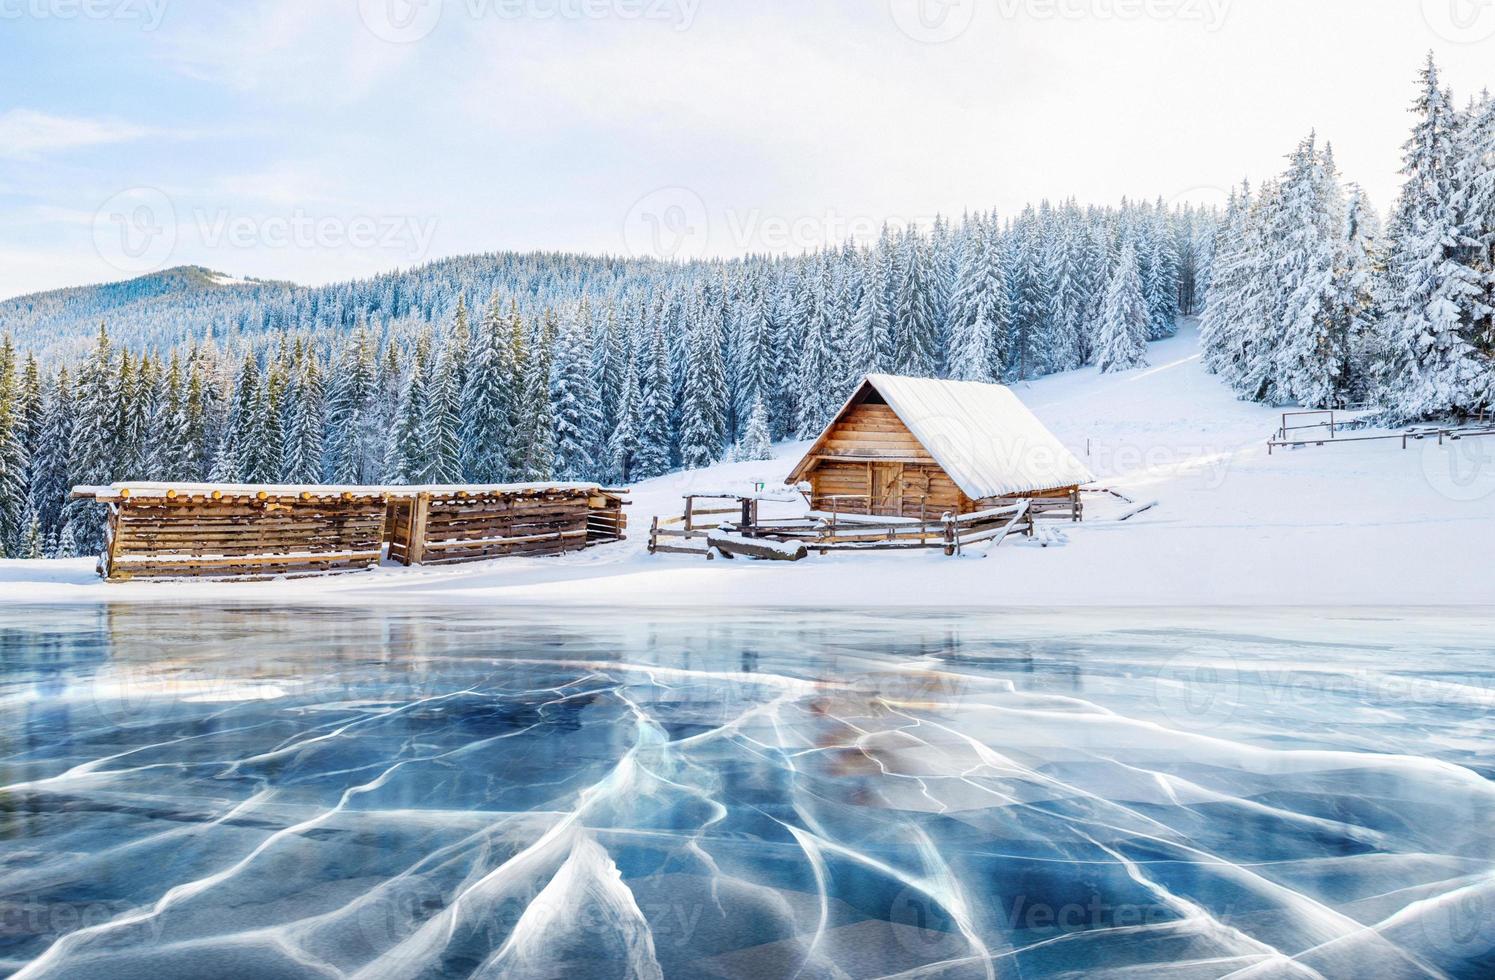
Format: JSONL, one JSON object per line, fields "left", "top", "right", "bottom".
{"left": 786, "top": 374, "right": 1095, "bottom": 519}
{"left": 71, "top": 483, "right": 628, "bottom": 581}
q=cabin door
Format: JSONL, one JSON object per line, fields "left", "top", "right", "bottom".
{"left": 871, "top": 463, "right": 904, "bottom": 516}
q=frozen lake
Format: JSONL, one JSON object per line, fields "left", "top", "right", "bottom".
{"left": 0, "top": 605, "right": 1491, "bottom": 979}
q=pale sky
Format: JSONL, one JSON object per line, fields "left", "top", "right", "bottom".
{"left": 3, "top": 0, "right": 1494, "bottom": 299}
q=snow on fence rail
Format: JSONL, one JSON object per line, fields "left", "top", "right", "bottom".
{"left": 71, "top": 483, "right": 629, "bottom": 581}
{"left": 649, "top": 494, "right": 1035, "bottom": 560}
{"left": 1267, "top": 421, "right": 1495, "bottom": 454}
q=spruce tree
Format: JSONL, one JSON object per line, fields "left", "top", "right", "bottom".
{"left": 0, "top": 337, "right": 27, "bottom": 556}
{"left": 283, "top": 356, "right": 326, "bottom": 484}
{"left": 461, "top": 295, "right": 514, "bottom": 483}
{"left": 735, "top": 395, "right": 773, "bottom": 462}
{"left": 680, "top": 316, "right": 729, "bottom": 469}
{"left": 948, "top": 217, "right": 1011, "bottom": 382}
{"left": 1096, "top": 244, "right": 1151, "bottom": 373}
{"left": 422, "top": 351, "right": 463, "bottom": 484}
{"left": 634, "top": 326, "right": 674, "bottom": 480}
{"left": 62, "top": 325, "right": 115, "bottom": 555}
{"left": 386, "top": 332, "right": 432, "bottom": 484}
{"left": 606, "top": 354, "right": 641, "bottom": 485}
{"left": 550, "top": 307, "right": 603, "bottom": 481}
{"left": 30, "top": 366, "right": 73, "bottom": 543}
{"left": 892, "top": 228, "right": 939, "bottom": 376}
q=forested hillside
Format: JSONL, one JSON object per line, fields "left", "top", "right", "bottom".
{"left": 0, "top": 197, "right": 1211, "bottom": 559}
{"left": 1201, "top": 55, "right": 1495, "bottom": 420}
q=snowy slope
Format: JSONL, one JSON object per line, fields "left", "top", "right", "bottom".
{"left": 3, "top": 322, "right": 1491, "bottom": 607}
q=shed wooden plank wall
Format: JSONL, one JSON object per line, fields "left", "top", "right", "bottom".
{"left": 105, "top": 494, "right": 387, "bottom": 581}
{"left": 387, "top": 489, "right": 625, "bottom": 567}
{"left": 86, "top": 486, "right": 629, "bottom": 581}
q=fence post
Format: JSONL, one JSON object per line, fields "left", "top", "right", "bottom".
{"left": 943, "top": 512, "right": 957, "bottom": 557}
{"left": 648, "top": 515, "right": 659, "bottom": 555}
{"left": 684, "top": 496, "right": 695, "bottom": 532}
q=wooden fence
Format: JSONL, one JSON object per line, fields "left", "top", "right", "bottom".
{"left": 73, "top": 483, "right": 628, "bottom": 581}
{"left": 649, "top": 494, "right": 1034, "bottom": 559}
{"left": 1268, "top": 417, "right": 1495, "bottom": 454}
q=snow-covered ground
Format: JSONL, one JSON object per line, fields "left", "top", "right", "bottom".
{"left": 3, "top": 323, "right": 1491, "bottom": 607}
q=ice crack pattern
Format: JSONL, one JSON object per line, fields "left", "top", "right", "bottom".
{"left": 0, "top": 605, "right": 1491, "bottom": 979}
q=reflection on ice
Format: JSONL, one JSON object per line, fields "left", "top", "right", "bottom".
{"left": 0, "top": 605, "right": 1491, "bottom": 978}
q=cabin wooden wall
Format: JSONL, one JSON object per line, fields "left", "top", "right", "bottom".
{"left": 806, "top": 401, "right": 972, "bottom": 517}
{"left": 820, "top": 402, "right": 935, "bottom": 465}
{"left": 808, "top": 461, "right": 970, "bottom": 518}
{"left": 104, "top": 495, "right": 387, "bottom": 580}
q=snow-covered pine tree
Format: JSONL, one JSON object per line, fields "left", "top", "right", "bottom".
{"left": 515, "top": 311, "right": 556, "bottom": 481}
{"left": 461, "top": 295, "right": 514, "bottom": 483}
{"left": 16, "top": 355, "right": 41, "bottom": 501}
{"left": 1044, "top": 217, "right": 1087, "bottom": 372}
{"left": 29, "top": 366, "right": 73, "bottom": 543}
{"left": 325, "top": 329, "right": 376, "bottom": 484}
{"left": 606, "top": 354, "right": 641, "bottom": 484}
{"left": 676, "top": 313, "right": 727, "bottom": 470}
{"left": 851, "top": 245, "right": 894, "bottom": 380}
{"left": 1007, "top": 210, "right": 1048, "bottom": 380}
{"left": 62, "top": 325, "right": 115, "bottom": 554}
{"left": 550, "top": 305, "right": 603, "bottom": 481}
{"left": 735, "top": 395, "right": 773, "bottom": 462}
{"left": 892, "top": 227, "right": 939, "bottom": 377}
{"left": 1199, "top": 184, "right": 1250, "bottom": 378}
{"left": 1095, "top": 243, "right": 1151, "bottom": 373}
{"left": 421, "top": 350, "right": 463, "bottom": 484}
{"left": 731, "top": 267, "right": 778, "bottom": 442}
{"left": 1381, "top": 54, "right": 1487, "bottom": 420}
{"left": 0, "top": 337, "right": 27, "bottom": 556}
{"left": 1274, "top": 134, "right": 1351, "bottom": 408}
{"left": 1142, "top": 200, "right": 1182, "bottom": 340}
{"left": 634, "top": 326, "right": 674, "bottom": 480}
{"left": 593, "top": 301, "right": 627, "bottom": 442}
{"left": 505, "top": 303, "right": 533, "bottom": 477}
{"left": 154, "top": 353, "right": 194, "bottom": 481}
{"left": 282, "top": 355, "right": 326, "bottom": 484}
{"left": 948, "top": 216, "right": 1011, "bottom": 382}
{"left": 385, "top": 332, "right": 432, "bottom": 484}
{"left": 1340, "top": 185, "right": 1387, "bottom": 404}
{"left": 795, "top": 259, "right": 842, "bottom": 438}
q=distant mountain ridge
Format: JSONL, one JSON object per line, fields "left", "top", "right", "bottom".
{"left": 0, "top": 250, "right": 702, "bottom": 363}
{"left": 0, "top": 266, "right": 298, "bottom": 360}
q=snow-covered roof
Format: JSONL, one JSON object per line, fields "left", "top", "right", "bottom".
{"left": 74, "top": 482, "right": 619, "bottom": 502}
{"left": 789, "top": 375, "right": 1095, "bottom": 499}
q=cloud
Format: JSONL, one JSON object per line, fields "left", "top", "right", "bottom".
{"left": 0, "top": 110, "right": 155, "bottom": 160}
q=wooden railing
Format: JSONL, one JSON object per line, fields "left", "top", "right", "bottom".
{"left": 650, "top": 495, "right": 1036, "bottom": 559}
{"left": 1268, "top": 422, "right": 1495, "bottom": 454}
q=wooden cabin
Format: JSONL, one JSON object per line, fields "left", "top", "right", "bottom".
{"left": 786, "top": 375, "right": 1094, "bottom": 518}
{"left": 71, "top": 483, "right": 628, "bottom": 581}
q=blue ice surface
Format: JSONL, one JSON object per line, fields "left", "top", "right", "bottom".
{"left": 0, "top": 604, "right": 1491, "bottom": 979}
